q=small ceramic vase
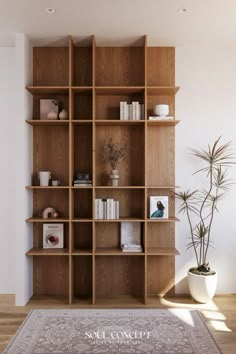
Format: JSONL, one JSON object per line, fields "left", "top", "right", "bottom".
{"left": 47, "top": 110, "right": 58, "bottom": 120}
{"left": 59, "top": 109, "right": 68, "bottom": 120}
{"left": 110, "top": 169, "right": 120, "bottom": 186}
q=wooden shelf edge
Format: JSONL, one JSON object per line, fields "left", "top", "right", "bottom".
{"left": 26, "top": 186, "right": 70, "bottom": 189}
{"left": 26, "top": 248, "right": 69, "bottom": 256}
{"left": 26, "top": 86, "right": 69, "bottom": 94}
{"left": 147, "top": 217, "right": 180, "bottom": 223}
{"left": 26, "top": 217, "right": 70, "bottom": 223}
{"left": 147, "top": 248, "right": 180, "bottom": 256}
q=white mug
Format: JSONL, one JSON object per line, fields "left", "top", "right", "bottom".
{"left": 52, "top": 180, "right": 60, "bottom": 186}
{"left": 154, "top": 104, "right": 169, "bottom": 117}
{"left": 38, "top": 171, "right": 51, "bottom": 186}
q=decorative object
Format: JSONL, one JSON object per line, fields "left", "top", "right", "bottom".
{"left": 154, "top": 104, "right": 169, "bottom": 117}
{"left": 150, "top": 196, "right": 169, "bottom": 219}
{"left": 40, "top": 99, "right": 59, "bottom": 120}
{"left": 175, "top": 137, "right": 235, "bottom": 303}
{"left": 38, "top": 171, "right": 51, "bottom": 186}
{"left": 109, "top": 169, "right": 119, "bottom": 186}
{"left": 3, "top": 309, "right": 223, "bottom": 354}
{"left": 43, "top": 224, "right": 63, "bottom": 248}
{"left": 59, "top": 109, "right": 68, "bottom": 120}
{"left": 102, "top": 138, "right": 127, "bottom": 186}
{"left": 42, "top": 207, "right": 58, "bottom": 219}
{"left": 121, "top": 222, "right": 142, "bottom": 252}
{"left": 52, "top": 180, "right": 60, "bottom": 186}
{"left": 74, "top": 172, "right": 92, "bottom": 187}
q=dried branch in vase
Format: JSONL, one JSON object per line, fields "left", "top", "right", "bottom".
{"left": 101, "top": 138, "right": 128, "bottom": 170}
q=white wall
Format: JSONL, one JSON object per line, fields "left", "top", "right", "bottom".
{"left": 175, "top": 46, "right": 236, "bottom": 294}
{"left": 0, "top": 47, "right": 16, "bottom": 293}
{"left": 14, "top": 34, "right": 33, "bottom": 305}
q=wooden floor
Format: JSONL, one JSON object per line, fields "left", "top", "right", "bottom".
{"left": 0, "top": 294, "right": 236, "bottom": 353}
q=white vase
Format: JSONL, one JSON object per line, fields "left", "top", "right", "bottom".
{"left": 110, "top": 169, "right": 120, "bottom": 186}
{"left": 47, "top": 110, "right": 58, "bottom": 120}
{"left": 188, "top": 270, "right": 217, "bottom": 303}
{"left": 59, "top": 109, "right": 68, "bottom": 120}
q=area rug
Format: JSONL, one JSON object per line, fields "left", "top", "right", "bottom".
{"left": 3, "top": 309, "right": 222, "bottom": 354}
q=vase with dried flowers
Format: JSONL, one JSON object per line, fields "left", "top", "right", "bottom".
{"left": 102, "top": 138, "right": 127, "bottom": 186}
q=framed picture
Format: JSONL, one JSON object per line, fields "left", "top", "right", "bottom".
{"left": 43, "top": 223, "right": 64, "bottom": 248}
{"left": 150, "top": 196, "right": 168, "bottom": 219}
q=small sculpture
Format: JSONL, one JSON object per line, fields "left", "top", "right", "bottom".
{"left": 42, "top": 207, "right": 59, "bottom": 219}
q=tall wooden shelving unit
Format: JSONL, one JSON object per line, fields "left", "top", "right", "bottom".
{"left": 26, "top": 35, "right": 180, "bottom": 307}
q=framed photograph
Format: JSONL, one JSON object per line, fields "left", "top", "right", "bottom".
{"left": 150, "top": 196, "right": 168, "bottom": 219}
{"left": 43, "top": 224, "right": 64, "bottom": 248}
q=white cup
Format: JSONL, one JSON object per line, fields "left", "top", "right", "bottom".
{"left": 38, "top": 171, "right": 51, "bottom": 186}
{"left": 52, "top": 180, "right": 60, "bottom": 186}
{"left": 154, "top": 104, "right": 169, "bottom": 117}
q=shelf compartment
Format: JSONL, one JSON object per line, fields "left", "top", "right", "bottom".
{"left": 95, "top": 125, "right": 145, "bottom": 186}
{"left": 73, "top": 189, "right": 93, "bottom": 219}
{"left": 26, "top": 248, "right": 69, "bottom": 256}
{"left": 72, "top": 222, "right": 93, "bottom": 253}
{"left": 72, "top": 37, "right": 93, "bottom": 86}
{"left": 33, "top": 47, "right": 69, "bottom": 86}
{"left": 72, "top": 89, "right": 93, "bottom": 120}
{"left": 147, "top": 47, "right": 175, "bottom": 86}
{"left": 95, "top": 221, "right": 144, "bottom": 253}
{"left": 72, "top": 256, "right": 92, "bottom": 304}
{"left": 147, "top": 126, "right": 175, "bottom": 186}
{"left": 32, "top": 93, "right": 69, "bottom": 121}
{"left": 95, "top": 47, "right": 145, "bottom": 86}
{"left": 95, "top": 296, "right": 144, "bottom": 306}
{"left": 147, "top": 94, "right": 175, "bottom": 119}
{"left": 95, "top": 91, "right": 144, "bottom": 120}
{"left": 147, "top": 223, "right": 175, "bottom": 251}
{"left": 33, "top": 256, "right": 69, "bottom": 297}
{"left": 73, "top": 124, "right": 93, "bottom": 182}
{"left": 147, "top": 256, "right": 175, "bottom": 296}
{"left": 32, "top": 189, "right": 69, "bottom": 219}
{"left": 32, "top": 125, "right": 69, "bottom": 186}
{"left": 31, "top": 222, "right": 69, "bottom": 250}
{"left": 95, "top": 189, "right": 145, "bottom": 219}
{"left": 27, "top": 295, "right": 69, "bottom": 306}
{"left": 95, "top": 256, "right": 144, "bottom": 300}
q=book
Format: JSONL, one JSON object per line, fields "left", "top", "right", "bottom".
{"left": 149, "top": 116, "right": 174, "bottom": 121}
{"left": 120, "top": 222, "right": 141, "bottom": 250}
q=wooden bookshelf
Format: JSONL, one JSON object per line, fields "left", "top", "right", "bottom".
{"left": 25, "top": 35, "right": 180, "bottom": 306}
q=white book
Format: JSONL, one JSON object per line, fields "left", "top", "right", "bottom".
{"left": 132, "top": 102, "right": 137, "bottom": 120}
{"left": 107, "top": 198, "right": 113, "bottom": 219}
{"left": 95, "top": 199, "right": 100, "bottom": 219}
{"left": 124, "top": 102, "right": 129, "bottom": 120}
{"left": 137, "top": 103, "right": 141, "bottom": 120}
{"left": 149, "top": 116, "right": 174, "bottom": 121}
{"left": 102, "top": 200, "right": 107, "bottom": 219}
{"left": 128, "top": 104, "right": 132, "bottom": 120}
{"left": 114, "top": 200, "right": 119, "bottom": 219}
{"left": 120, "top": 102, "right": 124, "bottom": 120}
{"left": 98, "top": 199, "right": 104, "bottom": 219}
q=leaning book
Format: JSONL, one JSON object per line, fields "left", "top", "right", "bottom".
{"left": 150, "top": 196, "right": 169, "bottom": 219}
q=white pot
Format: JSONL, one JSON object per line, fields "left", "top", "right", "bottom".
{"left": 188, "top": 270, "right": 217, "bottom": 303}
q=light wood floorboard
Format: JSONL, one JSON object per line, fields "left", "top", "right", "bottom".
{"left": 0, "top": 295, "right": 236, "bottom": 353}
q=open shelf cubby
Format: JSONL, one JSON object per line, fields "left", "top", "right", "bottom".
{"left": 26, "top": 35, "right": 180, "bottom": 306}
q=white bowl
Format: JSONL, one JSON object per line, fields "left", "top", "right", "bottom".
{"left": 154, "top": 104, "right": 169, "bottom": 117}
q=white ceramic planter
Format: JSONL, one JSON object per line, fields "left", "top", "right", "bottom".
{"left": 188, "top": 270, "right": 217, "bottom": 303}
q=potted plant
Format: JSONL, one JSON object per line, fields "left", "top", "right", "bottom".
{"left": 102, "top": 138, "right": 127, "bottom": 186}
{"left": 175, "top": 137, "right": 234, "bottom": 303}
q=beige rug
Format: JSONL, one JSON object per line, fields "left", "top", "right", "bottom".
{"left": 4, "top": 309, "right": 222, "bottom": 353}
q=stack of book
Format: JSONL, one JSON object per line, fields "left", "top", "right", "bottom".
{"left": 120, "top": 101, "right": 144, "bottom": 120}
{"left": 95, "top": 198, "right": 119, "bottom": 219}
{"left": 74, "top": 172, "right": 92, "bottom": 187}
{"left": 121, "top": 244, "right": 143, "bottom": 252}
{"left": 74, "top": 179, "right": 92, "bottom": 187}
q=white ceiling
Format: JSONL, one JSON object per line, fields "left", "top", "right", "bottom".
{"left": 0, "top": 0, "right": 236, "bottom": 46}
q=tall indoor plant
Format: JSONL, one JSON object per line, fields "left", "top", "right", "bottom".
{"left": 175, "top": 137, "right": 234, "bottom": 303}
